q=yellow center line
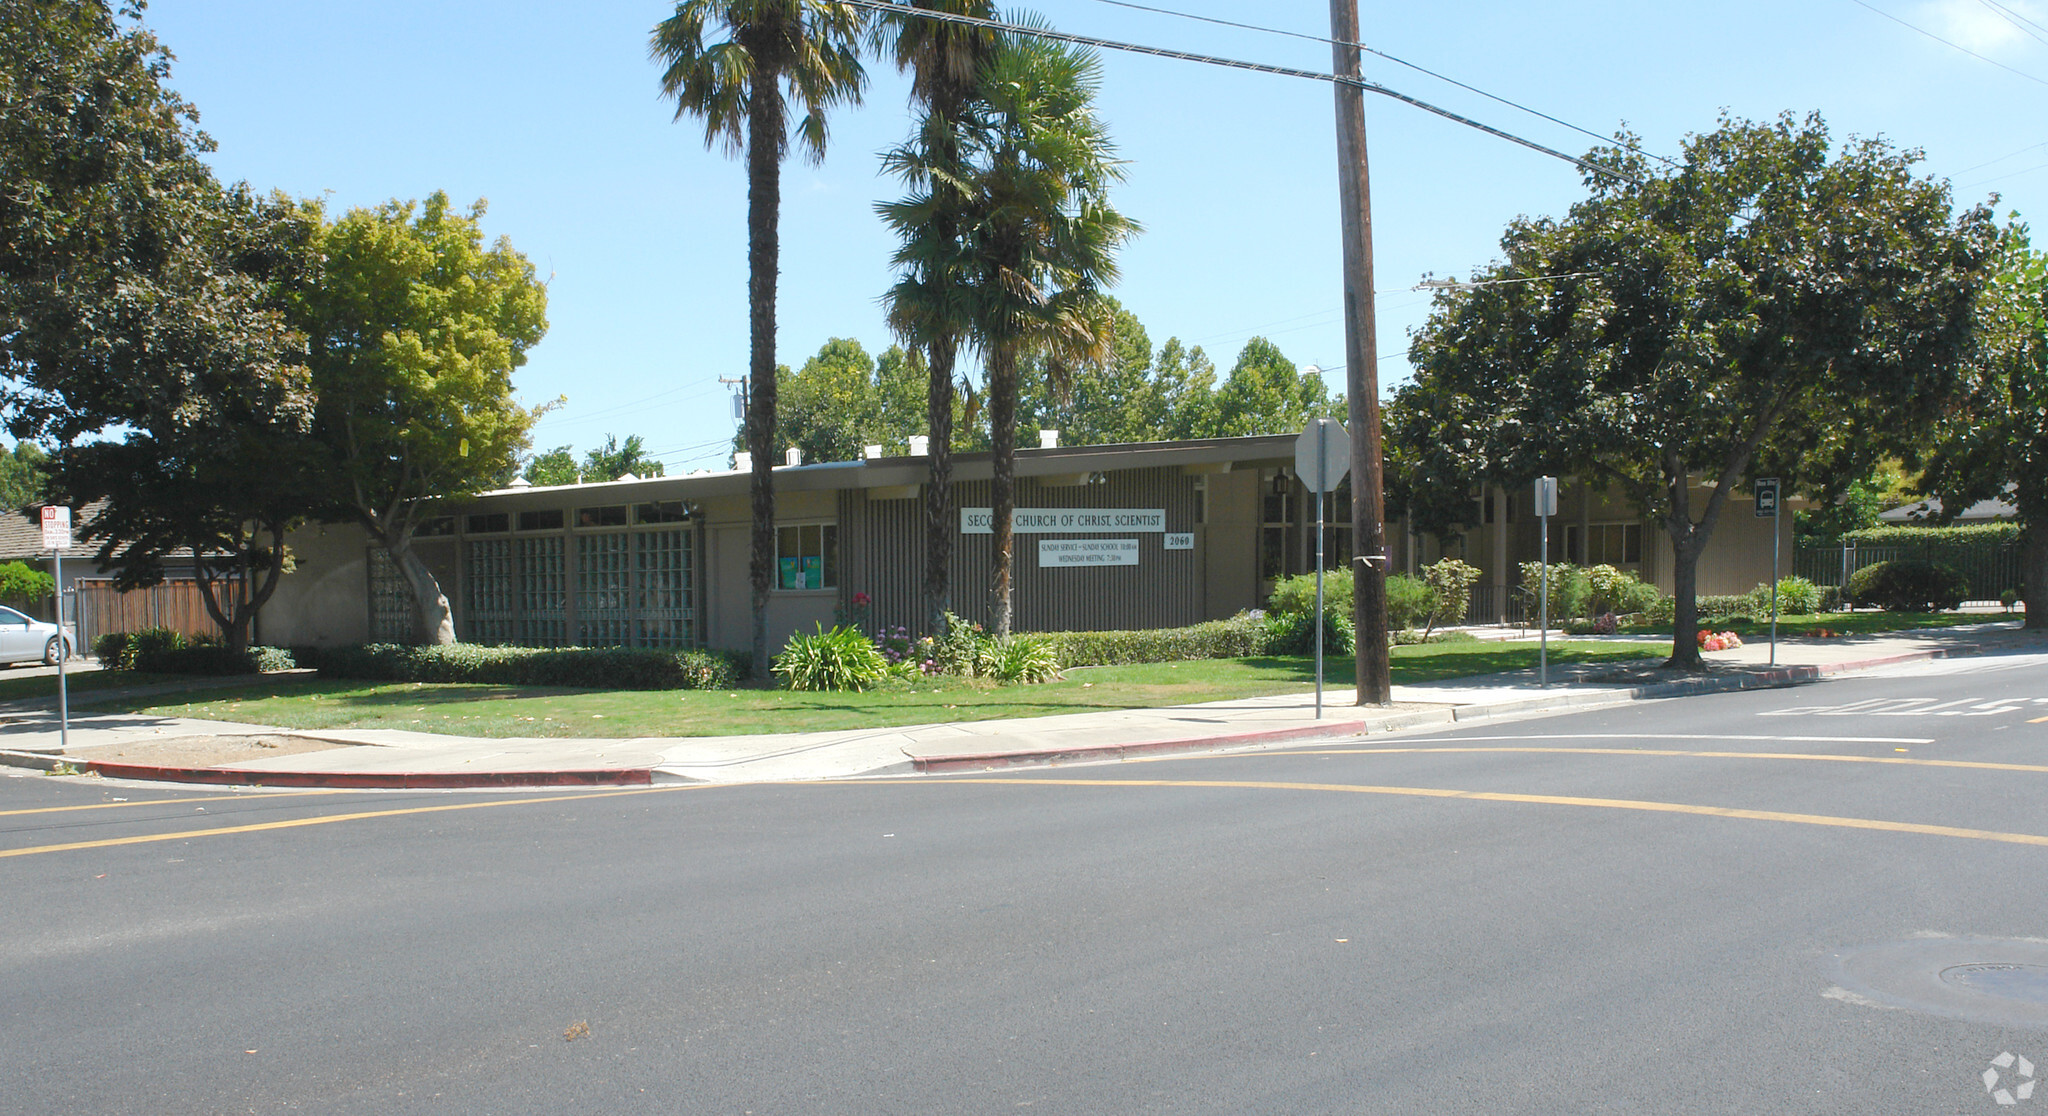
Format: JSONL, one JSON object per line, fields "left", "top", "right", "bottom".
{"left": 928, "top": 777, "right": 2048, "bottom": 848}
{"left": 0, "top": 785, "right": 689, "bottom": 859}
{"left": 0, "top": 790, "right": 347, "bottom": 819}
{"left": 1192, "top": 746, "right": 2048, "bottom": 775}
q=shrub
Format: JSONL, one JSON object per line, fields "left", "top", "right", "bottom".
{"left": 986, "top": 636, "right": 1062, "bottom": 684}
{"left": 774, "top": 624, "right": 889, "bottom": 692}
{"left": 1383, "top": 573, "right": 1435, "bottom": 631}
{"left": 133, "top": 645, "right": 297, "bottom": 676}
{"left": 1519, "top": 561, "right": 1592, "bottom": 622}
{"left": 0, "top": 560, "right": 53, "bottom": 607}
{"left": 1585, "top": 564, "right": 1660, "bottom": 616}
{"left": 1263, "top": 607, "right": 1357, "bottom": 657}
{"left": 918, "top": 612, "right": 996, "bottom": 676}
{"left": 113, "top": 627, "right": 187, "bottom": 671}
{"left": 92, "top": 632, "right": 131, "bottom": 667}
{"left": 1774, "top": 576, "right": 1821, "bottom": 616}
{"left": 1268, "top": 572, "right": 1354, "bottom": 619}
{"left": 1042, "top": 613, "right": 1270, "bottom": 666}
{"left": 1696, "top": 595, "right": 1752, "bottom": 620}
{"left": 1846, "top": 559, "right": 1969, "bottom": 612}
{"left": 1817, "top": 584, "right": 1844, "bottom": 613}
{"left": 1421, "top": 558, "right": 1482, "bottom": 633}
{"left": 311, "top": 643, "right": 744, "bottom": 690}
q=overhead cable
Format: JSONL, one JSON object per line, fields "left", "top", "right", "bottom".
{"left": 1846, "top": 0, "right": 2048, "bottom": 88}
{"left": 1085, "top": 0, "right": 1676, "bottom": 167}
{"left": 842, "top": 0, "right": 1642, "bottom": 183}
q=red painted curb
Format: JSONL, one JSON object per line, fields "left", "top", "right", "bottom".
{"left": 80, "top": 761, "right": 654, "bottom": 789}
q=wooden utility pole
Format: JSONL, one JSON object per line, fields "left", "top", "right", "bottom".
{"left": 1329, "top": 0, "right": 1392, "bottom": 705}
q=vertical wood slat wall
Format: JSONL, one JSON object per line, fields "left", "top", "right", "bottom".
{"left": 839, "top": 466, "right": 1202, "bottom": 638}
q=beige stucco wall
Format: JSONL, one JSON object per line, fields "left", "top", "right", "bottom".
{"left": 704, "top": 489, "right": 840, "bottom": 652}
{"left": 261, "top": 522, "right": 373, "bottom": 647}
{"left": 1203, "top": 470, "right": 1260, "bottom": 619}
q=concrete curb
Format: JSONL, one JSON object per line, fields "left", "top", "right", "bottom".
{"left": 1, "top": 644, "right": 1975, "bottom": 787}
{"left": 912, "top": 707, "right": 1459, "bottom": 773}
{"left": 911, "top": 646, "right": 1968, "bottom": 774}
{"left": 15, "top": 757, "right": 655, "bottom": 789}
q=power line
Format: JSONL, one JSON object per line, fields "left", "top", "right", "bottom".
{"left": 1847, "top": 0, "right": 2048, "bottom": 88}
{"left": 1952, "top": 138, "right": 2048, "bottom": 177}
{"left": 842, "top": 0, "right": 1641, "bottom": 183}
{"left": 1978, "top": 0, "right": 2048, "bottom": 44}
{"left": 1084, "top": 0, "right": 1677, "bottom": 168}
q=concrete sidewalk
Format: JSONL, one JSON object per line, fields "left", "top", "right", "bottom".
{"left": 1, "top": 622, "right": 2037, "bottom": 789}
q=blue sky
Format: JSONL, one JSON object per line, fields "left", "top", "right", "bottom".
{"left": 144, "top": 0, "right": 2048, "bottom": 472}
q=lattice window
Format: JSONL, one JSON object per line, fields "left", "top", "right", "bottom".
{"left": 635, "top": 529, "right": 695, "bottom": 648}
{"left": 367, "top": 548, "right": 416, "bottom": 643}
{"left": 517, "top": 536, "right": 566, "bottom": 646}
{"left": 577, "top": 533, "right": 632, "bottom": 647}
{"left": 465, "top": 539, "right": 517, "bottom": 645}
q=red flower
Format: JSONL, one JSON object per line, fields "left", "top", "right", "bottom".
{"left": 852, "top": 591, "right": 871, "bottom": 606}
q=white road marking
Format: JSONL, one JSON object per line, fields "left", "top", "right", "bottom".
{"left": 1404, "top": 732, "right": 1936, "bottom": 745}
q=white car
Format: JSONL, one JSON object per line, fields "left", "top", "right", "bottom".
{"left": 0, "top": 606, "right": 74, "bottom": 666}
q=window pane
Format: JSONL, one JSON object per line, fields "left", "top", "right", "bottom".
{"left": 577, "top": 505, "right": 627, "bottom": 528}
{"left": 518, "top": 509, "right": 563, "bottom": 532}
{"left": 467, "top": 513, "right": 508, "bottom": 534}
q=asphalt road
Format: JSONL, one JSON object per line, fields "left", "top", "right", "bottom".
{"left": 6, "top": 650, "right": 2048, "bottom": 1114}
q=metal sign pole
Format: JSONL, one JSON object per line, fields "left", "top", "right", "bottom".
{"left": 1771, "top": 496, "right": 1781, "bottom": 667}
{"left": 54, "top": 548, "right": 66, "bottom": 752}
{"left": 1539, "top": 507, "right": 1549, "bottom": 688}
{"left": 1314, "top": 422, "right": 1326, "bottom": 720}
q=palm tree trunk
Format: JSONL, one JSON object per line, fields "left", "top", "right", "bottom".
{"left": 988, "top": 346, "right": 1018, "bottom": 638}
{"left": 924, "top": 335, "right": 957, "bottom": 635}
{"left": 745, "top": 66, "right": 785, "bottom": 681}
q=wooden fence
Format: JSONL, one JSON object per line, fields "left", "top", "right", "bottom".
{"left": 70, "top": 578, "right": 226, "bottom": 647}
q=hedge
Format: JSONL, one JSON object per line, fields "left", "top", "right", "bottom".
{"left": 1841, "top": 523, "right": 2020, "bottom": 546}
{"left": 1039, "top": 613, "right": 1271, "bottom": 667}
{"left": 299, "top": 643, "right": 745, "bottom": 690}
{"left": 134, "top": 645, "right": 298, "bottom": 676}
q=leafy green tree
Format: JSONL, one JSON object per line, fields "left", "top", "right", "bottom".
{"left": 0, "top": 443, "right": 49, "bottom": 511}
{"left": 877, "top": 0, "right": 998, "bottom": 633}
{"left": 957, "top": 27, "right": 1138, "bottom": 637}
{"left": 1202, "top": 337, "right": 1338, "bottom": 438}
{"left": 1403, "top": 113, "right": 1997, "bottom": 668}
{"left": 523, "top": 445, "right": 578, "bottom": 487}
{"left": 1795, "top": 460, "right": 1913, "bottom": 543}
{"left": 296, "top": 193, "right": 549, "bottom": 644}
{"left": 582, "top": 434, "right": 666, "bottom": 481}
{"left": 0, "top": 0, "right": 226, "bottom": 443}
{"left": 654, "top": 0, "right": 867, "bottom": 678}
{"left": 0, "top": 560, "right": 51, "bottom": 608}
{"left": 734, "top": 339, "right": 930, "bottom": 464}
{"left": 1919, "top": 234, "right": 2048, "bottom": 626}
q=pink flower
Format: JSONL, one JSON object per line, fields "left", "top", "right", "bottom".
{"left": 852, "top": 591, "right": 871, "bottom": 606}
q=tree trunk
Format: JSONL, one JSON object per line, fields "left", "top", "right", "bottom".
{"left": 192, "top": 523, "right": 293, "bottom": 653}
{"left": 924, "top": 337, "right": 957, "bottom": 636}
{"left": 391, "top": 540, "right": 456, "bottom": 645}
{"left": 744, "top": 65, "right": 786, "bottom": 681}
{"left": 1666, "top": 527, "right": 1705, "bottom": 671}
{"left": 988, "top": 347, "right": 1018, "bottom": 639}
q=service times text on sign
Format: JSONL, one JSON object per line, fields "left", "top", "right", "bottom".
{"left": 961, "top": 507, "right": 1165, "bottom": 534}
{"left": 1038, "top": 539, "right": 1140, "bottom": 567}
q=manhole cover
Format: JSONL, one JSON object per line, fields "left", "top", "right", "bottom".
{"left": 1829, "top": 939, "right": 2048, "bottom": 1027}
{"left": 1943, "top": 964, "right": 2048, "bottom": 1005}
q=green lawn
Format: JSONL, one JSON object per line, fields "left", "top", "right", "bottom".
{"left": 109, "top": 640, "right": 1662, "bottom": 739}
{"left": 0, "top": 668, "right": 193, "bottom": 703}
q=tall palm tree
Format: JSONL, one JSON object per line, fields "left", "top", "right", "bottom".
{"left": 958, "top": 27, "right": 1137, "bottom": 638}
{"left": 876, "top": 0, "right": 996, "bottom": 637}
{"left": 652, "top": 1, "right": 866, "bottom": 678}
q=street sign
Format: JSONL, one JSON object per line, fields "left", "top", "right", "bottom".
{"left": 1294, "top": 419, "right": 1350, "bottom": 493}
{"left": 40, "top": 505, "right": 69, "bottom": 550}
{"left": 1754, "top": 478, "right": 1780, "bottom": 517}
{"left": 1533, "top": 476, "right": 1558, "bottom": 518}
